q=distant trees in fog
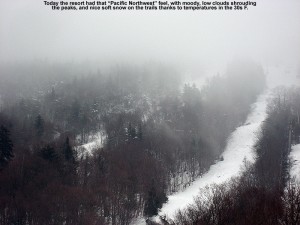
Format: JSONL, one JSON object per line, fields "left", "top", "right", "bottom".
{"left": 0, "top": 61, "right": 266, "bottom": 224}
{"left": 0, "top": 125, "right": 14, "bottom": 169}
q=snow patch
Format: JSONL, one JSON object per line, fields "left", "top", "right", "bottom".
{"left": 130, "top": 217, "right": 147, "bottom": 225}
{"left": 76, "top": 131, "right": 106, "bottom": 156}
{"left": 289, "top": 144, "right": 300, "bottom": 182}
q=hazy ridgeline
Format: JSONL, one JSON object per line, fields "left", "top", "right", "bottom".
{"left": 0, "top": 60, "right": 266, "bottom": 224}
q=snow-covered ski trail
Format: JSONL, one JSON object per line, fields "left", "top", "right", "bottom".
{"left": 131, "top": 65, "right": 299, "bottom": 224}
{"left": 153, "top": 89, "right": 271, "bottom": 221}
{"left": 152, "top": 65, "right": 299, "bottom": 221}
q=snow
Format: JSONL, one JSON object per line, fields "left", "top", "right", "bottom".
{"left": 131, "top": 65, "right": 300, "bottom": 224}
{"left": 289, "top": 144, "right": 300, "bottom": 182}
{"left": 153, "top": 65, "right": 300, "bottom": 222}
{"left": 130, "top": 217, "right": 147, "bottom": 225}
{"left": 76, "top": 131, "right": 106, "bottom": 156}
{"left": 152, "top": 89, "right": 271, "bottom": 221}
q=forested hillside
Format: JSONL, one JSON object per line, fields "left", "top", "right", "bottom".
{"left": 1, "top": 0, "right": 299, "bottom": 224}
{"left": 0, "top": 61, "right": 265, "bottom": 225}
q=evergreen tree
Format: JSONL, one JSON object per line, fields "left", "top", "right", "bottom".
{"left": 143, "top": 182, "right": 167, "bottom": 217}
{"left": 0, "top": 125, "right": 13, "bottom": 168}
{"left": 62, "top": 137, "right": 77, "bottom": 185}
{"left": 144, "top": 185, "right": 158, "bottom": 217}
{"left": 40, "top": 145, "right": 57, "bottom": 162}
{"left": 127, "top": 122, "right": 136, "bottom": 140}
{"left": 35, "top": 114, "right": 44, "bottom": 138}
{"left": 64, "top": 137, "right": 75, "bottom": 163}
{"left": 138, "top": 122, "right": 143, "bottom": 140}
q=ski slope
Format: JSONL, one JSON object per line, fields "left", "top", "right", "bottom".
{"left": 153, "top": 65, "right": 299, "bottom": 222}
{"left": 153, "top": 89, "right": 271, "bottom": 221}
{"left": 132, "top": 65, "right": 300, "bottom": 224}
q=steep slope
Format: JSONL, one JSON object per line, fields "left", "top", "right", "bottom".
{"left": 154, "top": 89, "right": 271, "bottom": 221}
{"left": 151, "top": 65, "right": 300, "bottom": 223}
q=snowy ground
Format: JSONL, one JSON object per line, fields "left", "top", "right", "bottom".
{"left": 76, "top": 131, "right": 106, "bottom": 156}
{"left": 131, "top": 65, "right": 300, "bottom": 224}
{"left": 289, "top": 144, "right": 300, "bottom": 183}
{"left": 152, "top": 89, "right": 271, "bottom": 222}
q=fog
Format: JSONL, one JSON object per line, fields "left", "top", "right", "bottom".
{"left": 1, "top": 0, "right": 300, "bottom": 71}
{"left": 2, "top": 1, "right": 300, "bottom": 224}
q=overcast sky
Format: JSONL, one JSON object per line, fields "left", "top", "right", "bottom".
{"left": 1, "top": 0, "right": 300, "bottom": 69}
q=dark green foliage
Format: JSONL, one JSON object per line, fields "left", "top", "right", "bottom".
{"left": 63, "top": 137, "right": 75, "bottom": 163}
{"left": 0, "top": 125, "right": 13, "bottom": 168}
{"left": 40, "top": 145, "right": 58, "bottom": 162}
{"left": 35, "top": 114, "right": 44, "bottom": 138}
{"left": 144, "top": 182, "right": 168, "bottom": 217}
{"left": 63, "top": 137, "right": 70, "bottom": 161}
{"left": 62, "top": 137, "right": 77, "bottom": 185}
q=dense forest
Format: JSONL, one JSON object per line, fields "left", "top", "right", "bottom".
{"left": 0, "top": 61, "right": 267, "bottom": 225}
